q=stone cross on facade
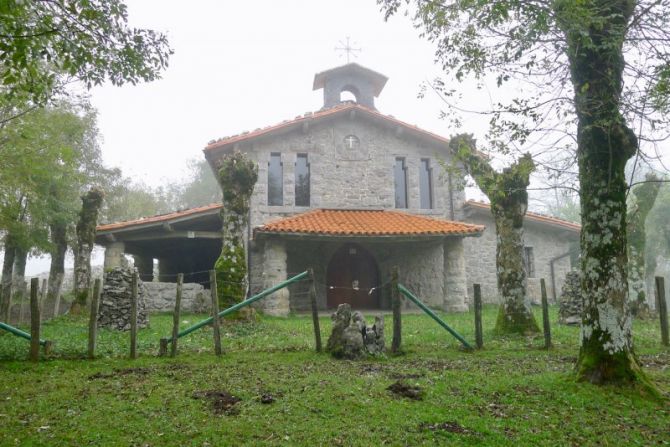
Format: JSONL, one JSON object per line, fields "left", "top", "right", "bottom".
{"left": 344, "top": 134, "right": 359, "bottom": 149}
{"left": 335, "top": 37, "right": 361, "bottom": 63}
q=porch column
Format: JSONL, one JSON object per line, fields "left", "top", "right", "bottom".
{"left": 261, "top": 238, "right": 289, "bottom": 316}
{"left": 444, "top": 237, "right": 469, "bottom": 312}
{"left": 103, "top": 242, "right": 125, "bottom": 270}
{"left": 133, "top": 255, "right": 153, "bottom": 282}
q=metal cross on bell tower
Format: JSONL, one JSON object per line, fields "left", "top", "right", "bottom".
{"left": 335, "top": 37, "right": 361, "bottom": 63}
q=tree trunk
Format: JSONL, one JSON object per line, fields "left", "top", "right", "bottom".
{"left": 48, "top": 222, "right": 67, "bottom": 303}
{"left": 563, "top": 0, "right": 647, "bottom": 385}
{"left": 72, "top": 188, "right": 104, "bottom": 314}
{"left": 12, "top": 245, "right": 28, "bottom": 307}
{"left": 0, "top": 239, "right": 16, "bottom": 322}
{"left": 493, "top": 209, "right": 539, "bottom": 334}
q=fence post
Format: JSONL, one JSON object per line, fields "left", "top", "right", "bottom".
{"left": 53, "top": 273, "right": 64, "bottom": 319}
{"left": 29, "top": 278, "right": 40, "bottom": 362}
{"left": 540, "top": 278, "right": 552, "bottom": 349}
{"left": 307, "top": 268, "right": 322, "bottom": 353}
{"left": 39, "top": 279, "right": 47, "bottom": 323}
{"left": 391, "top": 266, "right": 402, "bottom": 354}
{"left": 88, "top": 278, "right": 102, "bottom": 359}
{"left": 656, "top": 276, "right": 669, "bottom": 347}
{"left": 209, "top": 270, "right": 222, "bottom": 356}
{"left": 130, "top": 271, "right": 138, "bottom": 359}
{"left": 170, "top": 273, "right": 184, "bottom": 357}
{"left": 473, "top": 284, "right": 483, "bottom": 349}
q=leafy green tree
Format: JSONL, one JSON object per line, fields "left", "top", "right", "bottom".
{"left": 380, "top": 0, "right": 669, "bottom": 386}
{"left": 0, "top": 0, "right": 172, "bottom": 109}
{"left": 450, "top": 134, "right": 539, "bottom": 335}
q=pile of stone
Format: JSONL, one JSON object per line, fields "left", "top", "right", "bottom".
{"left": 98, "top": 267, "right": 149, "bottom": 331}
{"left": 326, "top": 304, "right": 384, "bottom": 359}
{"left": 143, "top": 282, "right": 209, "bottom": 313}
{"left": 558, "top": 270, "right": 582, "bottom": 325}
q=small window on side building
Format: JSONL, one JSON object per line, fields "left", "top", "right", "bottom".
{"left": 268, "top": 153, "right": 283, "bottom": 206}
{"left": 295, "top": 154, "right": 310, "bottom": 206}
{"left": 419, "top": 158, "right": 433, "bottom": 209}
{"left": 523, "top": 246, "right": 535, "bottom": 278}
{"left": 394, "top": 157, "right": 408, "bottom": 209}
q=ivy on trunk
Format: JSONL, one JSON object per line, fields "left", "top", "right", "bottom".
{"left": 449, "top": 134, "right": 539, "bottom": 335}
{"left": 72, "top": 187, "right": 104, "bottom": 314}
{"left": 214, "top": 151, "right": 258, "bottom": 309}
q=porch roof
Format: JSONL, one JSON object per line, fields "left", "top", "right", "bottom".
{"left": 254, "top": 209, "right": 485, "bottom": 238}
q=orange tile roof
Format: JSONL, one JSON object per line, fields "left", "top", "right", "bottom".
{"left": 465, "top": 200, "right": 581, "bottom": 232}
{"left": 255, "top": 209, "right": 484, "bottom": 237}
{"left": 96, "top": 203, "right": 222, "bottom": 232}
{"left": 204, "top": 103, "right": 461, "bottom": 153}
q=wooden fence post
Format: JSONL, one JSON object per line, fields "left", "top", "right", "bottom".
{"left": 52, "top": 273, "right": 64, "bottom": 319}
{"left": 39, "top": 279, "right": 47, "bottom": 323}
{"left": 540, "top": 278, "right": 552, "bottom": 349}
{"left": 88, "top": 278, "right": 102, "bottom": 359}
{"left": 391, "top": 266, "right": 402, "bottom": 354}
{"left": 130, "top": 271, "right": 138, "bottom": 359}
{"left": 307, "top": 268, "right": 322, "bottom": 352}
{"left": 656, "top": 276, "right": 669, "bottom": 347}
{"left": 209, "top": 270, "right": 222, "bottom": 356}
{"left": 170, "top": 273, "right": 184, "bottom": 357}
{"left": 473, "top": 284, "right": 483, "bottom": 349}
{"left": 29, "top": 278, "right": 40, "bottom": 362}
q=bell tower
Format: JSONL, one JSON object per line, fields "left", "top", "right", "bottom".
{"left": 312, "top": 63, "right": 388, "bottom": 110}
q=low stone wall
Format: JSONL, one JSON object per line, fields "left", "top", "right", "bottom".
{"left": 143, "top": 282, "right": 210, "bottom": 313}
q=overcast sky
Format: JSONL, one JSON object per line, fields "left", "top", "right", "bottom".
{"left": 89, "top": 0, "right": 493, "bottom": 186}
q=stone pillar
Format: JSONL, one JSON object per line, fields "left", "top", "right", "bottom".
{"left": 444, "top": 237, "right": 469, "bottom": 312}
{"left": 261, "top": 238, "right": 289, "bottom": 316}
{"left": 133, "top": 255, "right": 153, "bottom": 282}
{"left": 103, "top": 242, "right": 125, "bottom": 270}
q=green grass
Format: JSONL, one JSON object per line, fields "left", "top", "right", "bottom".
{"left": 0, "top": 305, "right": 668, "bottom": 446}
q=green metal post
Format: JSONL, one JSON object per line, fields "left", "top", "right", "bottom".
{"left": 165, "top": 270, "right": 309, "bottom": 343}
{"left": 0, "top": 321, "right": 47, "bottom": 346}
{"left": 397, "top": 284, "right": 473, "bottom": 351}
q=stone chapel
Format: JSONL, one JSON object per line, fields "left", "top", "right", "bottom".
{"left": 96, "top": 63, "right": 579, "bottom": 315}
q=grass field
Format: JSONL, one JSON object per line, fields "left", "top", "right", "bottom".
{"left": 0, "top": 305, "right": 668, "bottom": 446}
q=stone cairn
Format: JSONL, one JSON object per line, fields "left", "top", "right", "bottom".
{"left": 558, "top": 270, "right": 582, "bottom": 325}
{"left": 98, "top": 267, "right": 149, "bottom": 331}
{"left": 326, "top": 304, "right": 385, "bottom": 359}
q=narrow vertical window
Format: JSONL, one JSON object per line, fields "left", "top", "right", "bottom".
{"left": 394, "top": 157, "right": 408, "bottom": 209}
{"left": 295, "top": 154, "right": 310, "bottom": 206}
{"left": 419, "top": 158, "right": 433, "bottom": 209}
{"left": 523, "top": 247, "right": 535, "bottom": 278}
{"left": 268, "top": 153, "right": 283, "bottom": 206}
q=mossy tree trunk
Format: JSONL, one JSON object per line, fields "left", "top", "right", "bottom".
{"left": 214, "top": 152, "right": 258, "bottom": 309}
{"left": 627, "top": 175, "right": 660, "bottom": 316}
{"left": 11, "top": 245, "right": 27, "bottom": 305}
{"left": 48, "top": 222, "right": 68, "bottom": 302}
{"left": 560, "top": 0, "right": 646, "bottom": 385}
{"left": 72, "top": 187, "right": 104, "bottom": 314}
{"left": 0, "top": 236, "right": 16, "bottom": 322}
{"left": 449, "top": 135, "right": 539, "bottom": 335}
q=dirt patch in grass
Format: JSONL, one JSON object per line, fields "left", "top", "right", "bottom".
{"left": 192, "top": 390, "right": 242, "bottom": 415}
{"left": 419, "top": 421, "right": 476, "bottom": 435}
{"left": 88, "top": 367, "right": 153, "bottom": 380}
{"left": 388, "top": 372, "right": 425, "bottom": 380}
{"left": 387, "top": 381, "right": 424, "bottom": 400}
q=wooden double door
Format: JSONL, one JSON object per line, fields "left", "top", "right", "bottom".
{"left": 326, "top": 243, "right": 380, "bottom": 309}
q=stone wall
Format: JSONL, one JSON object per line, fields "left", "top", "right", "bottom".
{"left": 462, "top": 210, "right": 576, "bottom": 304}
{"left": 230, "top": 115, "right": 465, "bottom": 232}
{"left": 143, "top": 282, "right": 210, "bottom": 313}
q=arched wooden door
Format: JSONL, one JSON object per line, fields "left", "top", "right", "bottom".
{"left": 327, "top": 243, "right": 380, "bottom": 309}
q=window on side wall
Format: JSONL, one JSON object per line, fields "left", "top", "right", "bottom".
{"left": 295, "top": 153, "right": 310, "bottom": 206}
{"left": 394, "top": 157, "right": 408, "bottom": 208}
{"left": 419, "top": 158, "right": 433, "bottom": 209}
{"left": 523, "top": 246, "right": 535, "bottom": 278}
{"left": 268, "top": 153, "right": 283, "bottom": 206}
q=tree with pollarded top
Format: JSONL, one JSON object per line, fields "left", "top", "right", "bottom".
{"left": 449, "top": 134, "right": 539, "bottom": 335}
{"left": 379, "top": 0, "right": 670, "bottom": 388}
